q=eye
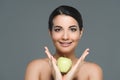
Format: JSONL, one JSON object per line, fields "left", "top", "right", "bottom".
{"left": 70, "top": 28, "right": 77, "bottom": 32}
{"left": 54, "top": 28, "right": 61, "bottom": 32}
{"left": 53, "top": 26, "right": 62, "bottom": 32}
{"left": 69, "top": 25, "right": 78, "bottom": 32}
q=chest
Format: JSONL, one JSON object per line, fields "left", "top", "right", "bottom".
{"left": 40, "top": 64, "right": 89, "bottom": 80}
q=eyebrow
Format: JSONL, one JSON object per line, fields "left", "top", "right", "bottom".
{"left": 53, "top": 25, "right": 78, "bottom": 29}
{"left": 69, "top": 25, "right": 78, "bottom": 28}
{"left": 53, "top": 26, "right": 62, "bottom": 28}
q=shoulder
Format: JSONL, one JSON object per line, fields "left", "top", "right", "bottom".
{"left": 79, "top": 61, "right": 103, "bottom": 80}
{"left": 24, "top": 58, "right": 50, "bottom": 80}
{"left": 25, "top": 58, "right": 49, "bottom": 71}
{"left": 83, "top": 61, "right": 102, "bottom": 72}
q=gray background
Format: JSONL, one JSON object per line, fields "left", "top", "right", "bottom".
{"left": 0, "top": 0, "right": 120, "bottom": 80}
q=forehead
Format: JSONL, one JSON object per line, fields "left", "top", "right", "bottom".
{"left": 53, "top": 15, "right": 78, "bottom": 27}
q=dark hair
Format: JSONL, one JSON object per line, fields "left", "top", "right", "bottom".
{"left": 48, "top": 5, "right": 83, "bottom": 31}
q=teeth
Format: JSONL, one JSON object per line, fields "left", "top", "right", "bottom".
{"left": 59, "top": 42, "right": 72, "bottom": 47}
{"left": 60, "top": 42, "right": 71, "bottom": 44}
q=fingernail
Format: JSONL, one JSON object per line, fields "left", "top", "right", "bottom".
{"left": 87, "top": 48, "right": 90, "bottom": 51}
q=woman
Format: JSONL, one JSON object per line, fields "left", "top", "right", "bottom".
{"left": 24, "top": 5, "right": 103, "bottom": 80}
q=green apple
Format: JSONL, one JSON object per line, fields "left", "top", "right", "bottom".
{"left": 57, "top": 57, "right": 72, "bottom": 73}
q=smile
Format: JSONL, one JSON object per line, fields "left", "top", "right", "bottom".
{"left": 59, "top": 42, "right": 72, "bottom": 47}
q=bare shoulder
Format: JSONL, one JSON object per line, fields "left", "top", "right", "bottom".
{"left": 24, "top": 58, "right": 50, "bottom": 80}
{"left": 80, "top": 61, "right": 103, "bottom": 80}
{"left": 83, "top": 61, "right": 103, "bottom": 72}
{"left": 26, "top": 58, "right": 49, "bottom": 70}
{"left": 27, "top": 58, "right": 47, "bottom": 69}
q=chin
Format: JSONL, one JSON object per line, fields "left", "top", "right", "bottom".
{"left": 57, "top": 47, "right": 75, "bottom": 54}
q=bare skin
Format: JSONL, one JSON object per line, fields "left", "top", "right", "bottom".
{"left": 24, "top": 48, "right": 103, "bottom": 80}
{"left": 24, "top": 15, "right": 103, "bottom": 80}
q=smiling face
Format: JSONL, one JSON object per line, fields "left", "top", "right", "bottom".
{"left": 50, "top": 15, "right": 83, "bottom": 54}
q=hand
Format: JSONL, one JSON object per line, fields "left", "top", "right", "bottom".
{"left": 64, "top": 48, "right": 89, "bottom": 80}
{"left": 44, "top": 47, "right": 62, "bottom": 80}
{"left": 44, "top": 46, "right": 89, "bottom": 80}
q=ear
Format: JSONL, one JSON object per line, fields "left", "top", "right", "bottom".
{"left": 49, "top": 30, "right": 52, "bottom": 36}
{"left": 79, "top": 28, "right": 84, "bottom": 39}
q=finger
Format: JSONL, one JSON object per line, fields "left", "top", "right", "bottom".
{"left": 75, "top": 48, "right": 90, "bottom": 67}
{"left": 64, "top": 48, "right": 90, "bottom": 80}
{"left": 81, "top": 48, "right": 90, "bottom": 60}
{"left": 44, "top": 46, "right": 52, "bottom": 58}
{"left": 51, "top": 56, "right": 62, "bottom": 80}
{"left": 51, "top": 56, "right": 57, "bottom": 69}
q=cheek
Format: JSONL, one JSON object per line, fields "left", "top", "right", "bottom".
{"left": 71, "top": 34, "right": 80, "bottom": 41}
{"left": 51, "top": 33, "right": 61, "bottom": 41}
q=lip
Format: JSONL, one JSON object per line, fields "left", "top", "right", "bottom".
{"left": 59, "top": 41, "right": 72, "bottom": 47}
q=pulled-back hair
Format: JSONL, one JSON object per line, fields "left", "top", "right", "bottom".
{"left": 48, "top": 5, "right": 83, "bottom": 31}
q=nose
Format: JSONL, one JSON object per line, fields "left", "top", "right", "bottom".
{"left": 62, "top": 31, "right": 69, "bottom": 40}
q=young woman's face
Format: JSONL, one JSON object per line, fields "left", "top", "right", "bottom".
{"left": 50, "top": 15, "right": 83, "bottom": 54}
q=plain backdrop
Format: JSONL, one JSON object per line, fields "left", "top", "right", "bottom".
{"left": 0, "top": 0, "right": 120, "bottom": 80}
